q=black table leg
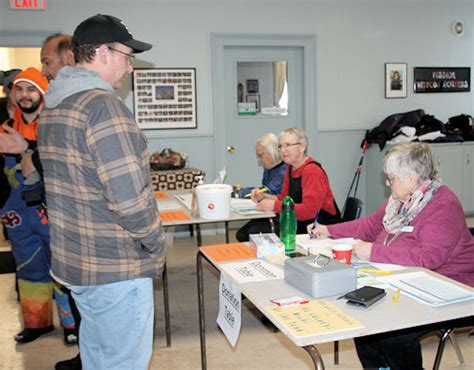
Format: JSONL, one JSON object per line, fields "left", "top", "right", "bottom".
{"left": 225, "top": 221, "right": 229, "bottom": 243}
{"left": 197, "top": 251, "right": 207, "bottom": 370}
{"left": 196, "top": 224, "right": 202, "bottom": 247}
{"left": 162, "top": 263, "right": 171, "bottom": 347}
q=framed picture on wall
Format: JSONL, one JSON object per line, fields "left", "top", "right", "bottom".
{"left": 385, "top": 63, "right": 407, "bottom": 98}
{"left": 133, "top": 68, "right": 197, "bottom": 129}
{"left": 246, "top": 94, "right": 260, "bottom": 112}
{"left": 246, "top": 79, "right": 259, "bottom": 94}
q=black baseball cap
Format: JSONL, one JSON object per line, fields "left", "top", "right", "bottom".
{"left": 72, "top": 14, "right": 152, "bottom": 53}
{"left": 0, "top": 69, "right": 22, "bottom": 95}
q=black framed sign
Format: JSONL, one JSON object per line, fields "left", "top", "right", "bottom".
{"left": 414, "top": 67, "right": 470, "bottom": 93}
{"left": 133, "top": 68, "right": 197, "bottom": 129}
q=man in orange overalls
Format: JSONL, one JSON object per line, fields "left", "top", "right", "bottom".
{"left": 1, "top": 67, "right": 76, "bottom": 344}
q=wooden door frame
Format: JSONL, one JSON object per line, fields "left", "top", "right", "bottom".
{"left": 210, "top": 33, "right": 317, "bottom": 177}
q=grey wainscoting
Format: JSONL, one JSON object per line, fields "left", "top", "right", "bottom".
{"left": 313, "top": 130, "right": 368, "bottom": 216}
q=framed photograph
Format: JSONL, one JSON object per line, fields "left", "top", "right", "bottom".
{"left": 385, "top": 63, "right": 407, "bottom": 98}
{"left": 246, "top": 94, "right": 260, "bottom": 112}
{"left": 133, "top": 68, "right": 197, "bottom": 129}
{"left": 246, "top": 79, "right": 259, "bottom": 94}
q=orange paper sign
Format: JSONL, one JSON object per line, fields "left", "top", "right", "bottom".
{"left": 154, "top": 192, "right": 168, "bottom": 200}
{"left": 160, "top": 211, "right": 190, "bottom": 222}
{"left": 200, "top": 243, "right": 256, "bottom": 262}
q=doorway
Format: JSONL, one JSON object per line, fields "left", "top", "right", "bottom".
{"left": 211, "top": 34, "right": 316, "bottom": 186}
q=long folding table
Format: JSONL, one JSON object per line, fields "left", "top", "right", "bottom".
{"left": 196, "top": 243, "right": 474, "bottom": 370}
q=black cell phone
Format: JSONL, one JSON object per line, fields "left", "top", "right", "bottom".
{"left": 344, "top": 286, "right": 386, "bottom": 308}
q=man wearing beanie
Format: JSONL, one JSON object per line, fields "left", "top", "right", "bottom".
{"left": 38, "top": 14, "right": 166, "bottom": 370}
{"left": 0, "top": 67, "right": 59, "bottom": 343}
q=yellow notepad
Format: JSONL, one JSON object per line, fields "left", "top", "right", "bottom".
{"left": 266, "top": 300, "right": 364, "bottom": 337}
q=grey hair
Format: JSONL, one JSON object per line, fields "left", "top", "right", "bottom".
{"left": 256, "top": 133, "right": 281, "bottom": 165}
{"left": 278, "top": 127, "right": 308, "bottom": 154}
{"left": 383, "top": 142, "right": 439, "bottom": 182}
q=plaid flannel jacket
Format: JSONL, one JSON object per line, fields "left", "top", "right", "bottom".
{"left": 38, "top": 89, "right": 166, "bottom": 286}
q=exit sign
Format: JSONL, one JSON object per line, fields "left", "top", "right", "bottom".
{"left": 10, "top": 0, "right": 46, "bottom": 10}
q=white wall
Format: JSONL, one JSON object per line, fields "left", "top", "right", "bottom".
{"left": 1, "top": 0, "right": 472, "bottom": 207}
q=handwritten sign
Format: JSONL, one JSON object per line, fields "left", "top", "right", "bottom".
{"left": 219, "top": 259, "right": 284, "bottom": 283}
{"left": 216, "top": 274, "right": 241, "bottom": 347}
{"left": 266, "top": 300, "right": 364, "bottom": 337}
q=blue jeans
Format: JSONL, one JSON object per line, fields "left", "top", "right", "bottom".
{"left": 71, "top": 278, "right": 154, "bottom": 370}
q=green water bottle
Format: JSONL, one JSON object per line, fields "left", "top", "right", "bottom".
{"left": 280, "top": 196, "right": 296, "bottom": 253}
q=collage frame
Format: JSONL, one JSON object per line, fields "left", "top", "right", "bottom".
{"left": 133, "top": 68, "right": 197, "bottom": 130}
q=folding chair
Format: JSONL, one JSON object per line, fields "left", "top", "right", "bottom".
{"left": 433, "top": 327, "right": 465, "bottom": 370}
{"left": 340, "top": 139, "right": 367, "bottom": 223}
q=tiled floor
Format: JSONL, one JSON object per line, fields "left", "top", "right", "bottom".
{"left": 0, "top": 227, "right": 473, "bottom": 370}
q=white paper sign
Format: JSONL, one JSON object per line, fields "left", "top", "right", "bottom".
{"left": 220, "top": 259, "right": 284, "bottom": 283}
{"left": 216, "top": 273, "right": 241, "bottom": 347}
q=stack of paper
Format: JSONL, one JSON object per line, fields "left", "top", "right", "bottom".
{"left": 174, "top": 194, "right": 193, "bottom": 209}
{"left": 380, "top": 271, "right": 474, "bottom": 307}
{"left": 230, "top": 198, "right": 260, "bottom": 215}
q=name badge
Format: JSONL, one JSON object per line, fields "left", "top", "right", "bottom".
{"left": 401, "top": 226, "right": 414, "bottom": 233}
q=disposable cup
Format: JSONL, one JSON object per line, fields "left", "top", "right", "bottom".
{"left": 332, "top": 244, "right": 353, "bottom": 264}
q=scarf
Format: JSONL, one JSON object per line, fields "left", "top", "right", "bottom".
{"left": 383, "top": 179, "right": 441, "bottom": 239}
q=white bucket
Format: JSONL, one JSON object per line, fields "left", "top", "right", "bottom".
{"left": 195, "top": 184, "right": 233, "bottom": 220}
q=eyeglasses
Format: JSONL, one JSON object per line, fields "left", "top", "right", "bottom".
{"left": 107, "top": 46, "right": 135, "bottom": 63}
{"left": 386, "top": 175, "right": 396, "bottom": 185}
{"left": 278, "top": 142, "right": 301, "bottom": 150}
{"left": 99, "top": 46, "right": 135, "bottom": 64}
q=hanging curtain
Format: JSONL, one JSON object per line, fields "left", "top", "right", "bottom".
{"left": 273, "top": 62, "right": 287, "bottom": 106}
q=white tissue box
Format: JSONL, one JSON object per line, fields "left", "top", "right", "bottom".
{"left": 249, "top": 233, "right": 285, "bottom": 258}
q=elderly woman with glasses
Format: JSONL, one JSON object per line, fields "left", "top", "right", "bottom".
{"left": 238, "top": 133, "right": 287, "bottom": 198}
{"left": 235, "top": 133, "right": 287, "bottom": 242}
{"left": 236, "top": 127, "right": 340, "bottom": 242}
{"left": 309, "top": 142, "right": 474, "bottom": 370}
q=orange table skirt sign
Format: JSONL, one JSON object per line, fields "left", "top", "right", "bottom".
{"left": 160, "top": 211, "right": 190, "bottom": 222}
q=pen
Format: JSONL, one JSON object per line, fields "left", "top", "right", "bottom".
{"left": 244, "top": 187, "right": 269, "bottom": 198}
{"left": 309, "top": 209, "right": 321, "bottom": 239}
{"left": 358, "top": 268, "right": 393, "bottom": 275}
{"left": 392, "top": 288, "right": 401, "bottom": 302}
